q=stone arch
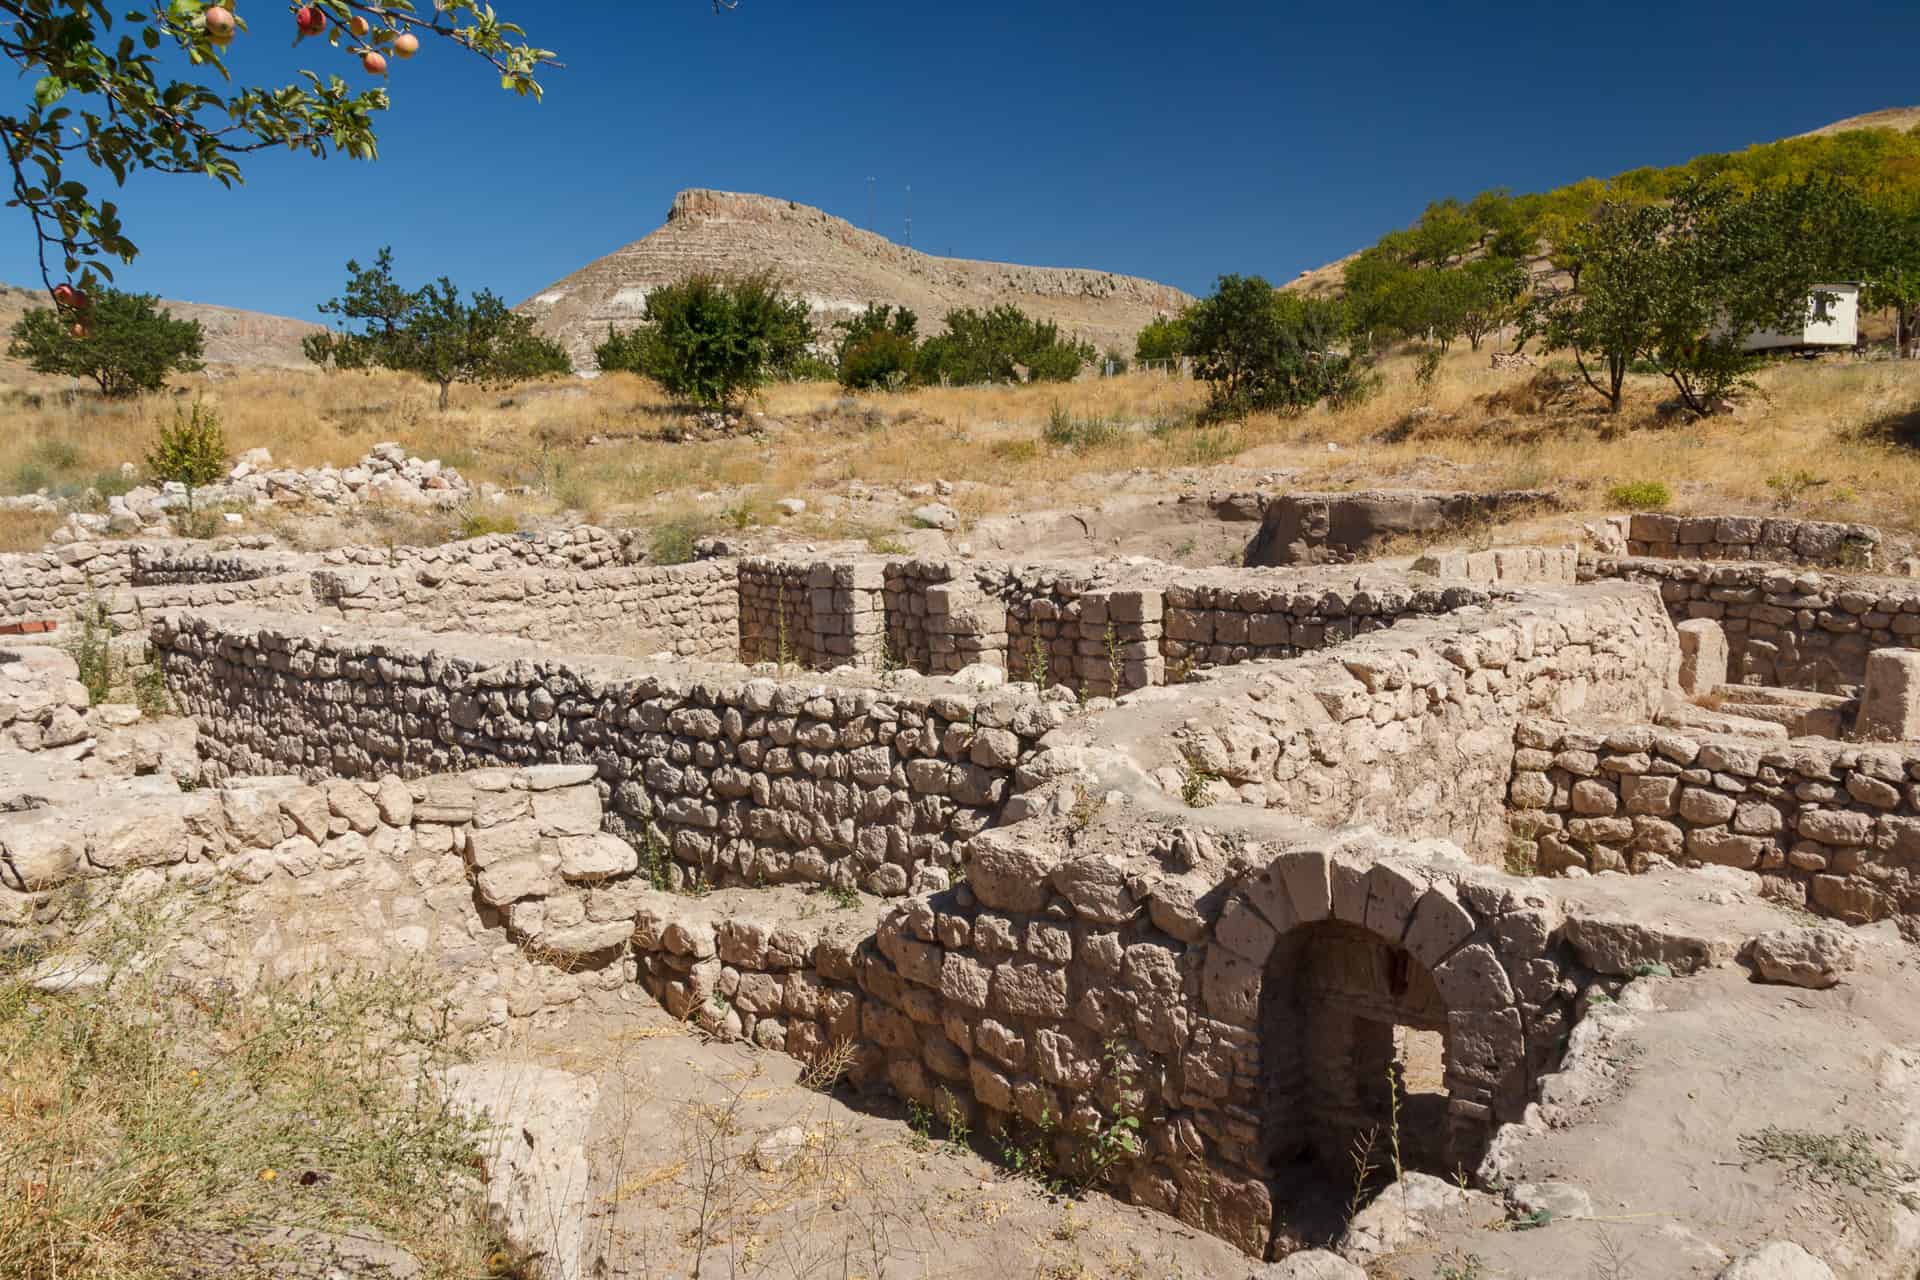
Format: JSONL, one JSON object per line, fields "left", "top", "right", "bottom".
{"left": 1208, "top": 848, "right": 1528, "bottom": 1194}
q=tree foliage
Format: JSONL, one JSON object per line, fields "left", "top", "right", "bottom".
{"left": 1, "top": 1, "right": 559, "bottom": 312}
{"left": 144, "top": 398, "right": 228, "bottom": 491}
{"left": 309, "top": 247, "right": 571, "bottom": 409}
{"left": 1184, "top": 274, "right": 1374, "bottom": 419}
{"left": 1134, "top": 313, "right": 1189, "bottom": 364}
{"left": 834, "top": 304, "right": 918, "bottom": 390}
{"left": 1521, "top": 178, "right": 1867, "bottom": 414}
{"left": 595, "top": 272, "right": 815, "bottom": 410}
{"left": 8, "top": 286, "right": 203, "bottom": 395}
{"left": 914, "top": 304, "right": 1093, "bottom": 385}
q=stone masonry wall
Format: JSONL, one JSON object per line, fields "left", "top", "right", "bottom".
{"left": 738, "top": 558, "right": 886, "bottom": 670}
{"left": 1586, "top": 556, "right": 1920, "bottom": 690}
{"left": 882, "top": 559, "right": 1009, "bottom": 676}
{"left": 851, "top": 817, "right": 1586, "bottom": 1258}
{"left": 151, "top": 610, "right": 1070, "bottom": 895}
{"left": 1621, "top": 513, "right": 1881, "bottom": 569}
{"left": 0, "top": 541, "right": 142, "bottom": 622}
{"left": 1508, "top": 718, "right": 1920, "bottom": 923}
{"left": 130, "top": 546, "right": 302, "bottom": 587}
{"left": 1161, "top": 583, "right": 1679, "bottom": 858}
{"left": 320, "top": 525, "right": 631, "bottom": 572}
{"left": 309, "top": 559, "right": 738, "bottom": 657}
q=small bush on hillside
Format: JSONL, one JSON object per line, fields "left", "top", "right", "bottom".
{"left": 650, "top": 519, "right": 700, "bottom": 565}
{"left": 595, "top": 272, "right": 814, "bottom": 410}
{"left": 1041, "top": 403, "right": 1122, "bottom": 451}
{"left": 458, "top": 507, "right": 520, "bottom": 538}
{"left": 145, "top": 401, "right": 229, "bottom": 496}
{"left": 915, "top": 304, "right": 1094, "bottom": 386}
{"left": 1606, "top": 479, "right": 1672, "bottom": 510}
{"left": 835, "top": 305, "right": 919, "bottom": 391}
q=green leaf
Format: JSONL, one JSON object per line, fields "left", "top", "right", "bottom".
{"left": 34, "top": 77, "right": 68, "bottom": 107}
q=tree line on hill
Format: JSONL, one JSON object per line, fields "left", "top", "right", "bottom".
{"left": 1138, "top": 126, "right": 1920, "bottom": 421}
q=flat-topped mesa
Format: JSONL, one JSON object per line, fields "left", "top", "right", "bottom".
{"left": 519, "top": 188, "right": 1194, "bottom": 370}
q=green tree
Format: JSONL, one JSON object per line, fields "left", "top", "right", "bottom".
{"left": 0, "top": 2, "right": 559, "bottom": 311}
{"left": 8, "top": 286, "right": 203, "bottom": 396}
{"left": 1134, "top": 313, "right": 1189, "bottom": 364}
{"left": 915, "top": 304, "right": 1093, "bottom": 385}
{"left": 310, "top": 248, "right": 571, "bottom": 409}
{"left": 834, "top": 304, "right": 918, "bottom": 390}
{"left": 1522, "top": 178, "right": 1861, "bottom": 415}
{"left": 595, "top": 272, "right": 814, "bottom": 410}
{"left": 1454, "top": 257, "right": 1531, "bottom": 351}
{"left": 1184, "top": 274, "right": 1373, "bottom": 418}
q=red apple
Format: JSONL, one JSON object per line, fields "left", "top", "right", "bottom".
{"left": 204, "top": 5, "right": 236, "bottom": 43}
{"left": 392, "top": 31, "right": 418, "bottom": 58}
{"left": 361, "top": 49, "right": 387, "bottom": 75}
{"left": 51, "top": 283, "right": 77, "bottom": 309}
{"left": 349, "top": 14, "right": 369, "bottom": 36}
{"left": 295, "top": 5, "right": 325, "bottom": 36}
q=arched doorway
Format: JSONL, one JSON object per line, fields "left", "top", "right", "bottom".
{"left": 1260, "top": 920, "right": 1457, "bottom": 1180}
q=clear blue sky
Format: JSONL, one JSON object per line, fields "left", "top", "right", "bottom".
{"left": 9, "top": 1, "right": 1920, "bottom": 323}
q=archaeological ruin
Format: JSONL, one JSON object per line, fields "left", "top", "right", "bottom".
{"left": 4, "top": 491, "right": 1914, "bottom": 1276}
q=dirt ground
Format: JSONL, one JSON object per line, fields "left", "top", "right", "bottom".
{"left": 1390, "top": 926, "right": 1920, "bottom": 1280}
{"left": 515, "top": 995, "right": 1262, "bottom": 1280}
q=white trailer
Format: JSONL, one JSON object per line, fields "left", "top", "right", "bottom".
{"left": 1741, "top": 282, "right": 1861, "bottom": 352}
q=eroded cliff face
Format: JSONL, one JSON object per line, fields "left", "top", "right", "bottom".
{"left": 519, "top": 189, "right": 1193, "bottom": 370}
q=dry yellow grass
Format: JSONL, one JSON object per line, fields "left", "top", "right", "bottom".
{"left": 4, "top": 346, "right": 1920, "bottom": 553}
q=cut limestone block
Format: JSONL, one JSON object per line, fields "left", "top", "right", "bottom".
{"left": 1676, "top": 619, "right": 1728, "bottom": 697}
{"left": 1857, "top": 649, "right": 1920, "bottom": 742}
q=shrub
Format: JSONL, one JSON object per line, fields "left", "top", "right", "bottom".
{"left": 915, "top": 304, "right": 1094, "bottom": 386}
{"left": 458, "top": 507, "right": 520, "bottom": 538}
{"left": 144, "top": 401, "right": 229, "bottom": 496}
{"left": 1135, "top": 313, "right": 1189, "bottom": 364}
{"left": 1041, "top": 403, "right": 1122, "bottom": 451}
{"left": 1185, "top": 274, "right": 1374, "bottom": 420}
{"left": 596, "top": 272, "right": 814, "bottom": 410}
{"left": 7, "top": 288, "right": 205, "bottom": 397}
{"left": 1606, "top": 479, "right": 1672, "bottom": 510}
{"left": 835, "top": 305, "right": 919, "bottom": 390}
{"left": 649, "top": 518, "right": 700, "bottom": 565}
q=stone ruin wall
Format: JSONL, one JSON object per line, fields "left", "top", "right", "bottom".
{"left": 151, "top": 610, "right": 1072, "bottom": 896}
{"left": 308, "top": 559, "right": 739, "bottom": 657}
{"left": 1508, "top": 718, "right": 1920, "bottom": 923}
{"left": 1164, "top": 583, "right": 1679, "bottom": 859}
{"left": 737, "top": 558, "right": 883, "bottom": 670}
{"left": 1586, "top": 555, "right": 1920, "bottom": 690}
{"left": 1615, "top": 513, "right": 1883, "bottom": 569}
{"left": 0, "top": 750, "right": 1625, "bottom": 1264}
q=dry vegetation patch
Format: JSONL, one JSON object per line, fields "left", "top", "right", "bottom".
{"left": 0, "top": 889, "right": 502, "bottom": 1280}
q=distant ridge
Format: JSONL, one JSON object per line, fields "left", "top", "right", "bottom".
{"left": 0, "top": 282, "right": 322, "bottom": 374}
{"left": 518, "top": 189, "right": 1194, "bottom": 370}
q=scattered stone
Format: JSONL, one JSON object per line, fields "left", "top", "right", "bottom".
{"left": 1745, "top": 927, "right": 1858, "bottom": 989}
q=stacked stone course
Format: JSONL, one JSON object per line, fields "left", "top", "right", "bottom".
{"left": 152, "top": 610, "right": 1069, "bottom": 895}
{"left": 1508, "top": 718, "right": 1920, "bottom": 922}
{"left": 1587, "top": 556, "right": 1920, "bottom": 690}
{"left": 738, "top": 557, "right": 886, "bottom": 670}
{"left": 1619, "top": 513, "right": 1881, "bottom": 568}
{"left": 310, "top": 559, "right": 738, "bottom": 655}
{"left": 1161, "top": 584, "right": 1678, "bottom": 855}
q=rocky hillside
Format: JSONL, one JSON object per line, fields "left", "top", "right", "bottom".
{"left": 519, "top": 189, "right": 1193, "bottom": 370}
{"left": 0, "top": 282, "right": 323, "bottom": 375}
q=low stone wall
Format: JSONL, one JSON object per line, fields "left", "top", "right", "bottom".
{"left": 1158, "top": 582, "right": 1679, "bottom": 857}
{"left": 1620, "top": 513, "right": 1881, "bottom": 569}
{"left": 1508, "top": 718, "right": 1920, "bottom": 922}
{"left": 883, "top": 559, "right": 1009, "bottom": 676}
{"left": 0, "top": 644, "right": 90, "bottom": 752}
{"left": 1587, "top": 556, "right": 1920, "bottom": 691}
{"left": 151, "top": 609, "right": 1069, "bottom": 894}
{"left": 1245, "top": 489, "right": 1551, "bottom": 567}
{"left": 309, "top": 559, "right": 738, "bottom": 656}
{"left": 321, "top": 525, "right": 631, "bottom": 572}
{"left": 131, "top": 546, "right": 301, "bottom": 587}
{"left": 0, "top": 541, "right": 142, "bottom": 622}
{"left": 1410, "top": 545, "right": 1579, "bottom": 587}
{"left": 1161, "top": 572, "right": 1493, "bottom": 674}
{"left": 738, "top": 557, "right": 886, "bottom": 670}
